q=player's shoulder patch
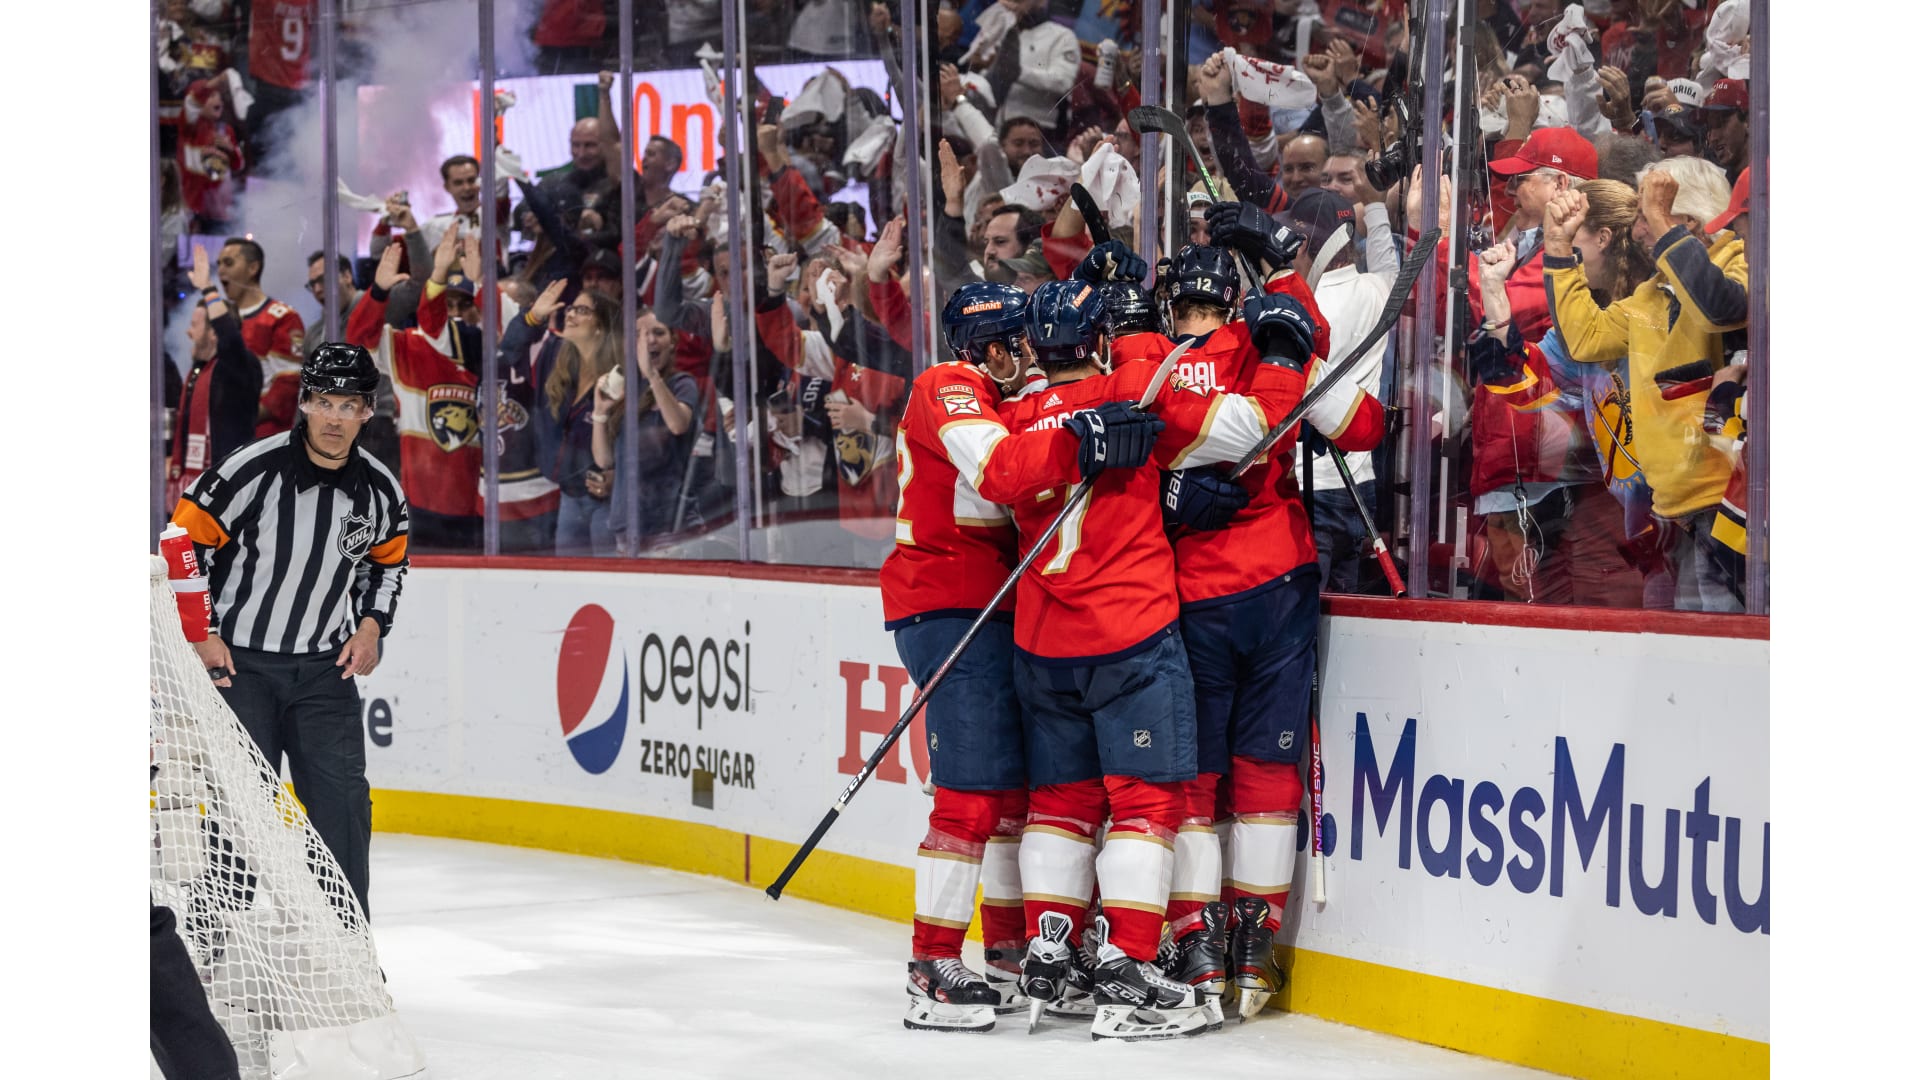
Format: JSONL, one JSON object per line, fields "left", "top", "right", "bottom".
{"left": 266, "top": 301, "right": 291, "bottom": 318}
{"left": 937, "top": 383, "right": 982, "bottom": 417}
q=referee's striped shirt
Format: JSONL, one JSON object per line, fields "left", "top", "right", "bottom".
{"left": 172, "top": 431, "right": 409, "bottom": 655}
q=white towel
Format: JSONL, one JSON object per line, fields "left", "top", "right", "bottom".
{"left": 1222, "top": 48, "right": 1318, "bottom": 110}
{"left": 1079, "top": 142, "right": 1140, "bottom": 227}
{"left": 1546, "top": 5, "right": 1595, "bottom": 84}
{"left": 999, "top": 155, "right": 1079, "bottom": 213}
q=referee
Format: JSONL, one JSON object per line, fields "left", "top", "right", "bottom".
{"left": 171, "top": 343, "right": 408, "bottom": 919}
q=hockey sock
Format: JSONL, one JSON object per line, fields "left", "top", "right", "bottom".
{"left": 1096, "top": 776, "right": 1184, "bottom": 960}
{"left": 1021, "top": 781, "right": 1104, "bottom": 943}
{"left": 979, "top": 789, "right": 1028, "bottom": 952}
{"left": 912, "top": 787, "right": 1008, "bottom": 960}
{"left": 1167, "top": 772, "right": 1223, "bottom": 939}
{"left": 1223, "top": 757, "right": 1303, "bottom": 932}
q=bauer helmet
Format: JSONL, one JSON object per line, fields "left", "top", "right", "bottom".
{"left": 940, "top": 282, "right": 1030, "bottom": 365}
{"left": 1164, "top": 244, "right": 1240, "bottom": 310}
{"left": 1026, "top": 280, "right": 1108, "bottom": 368}
{"left": 300, "top": 342, "right": 381, "bottom": 399}
{"left": 1098, "top": 279, "right": 1163, "bottom": 337}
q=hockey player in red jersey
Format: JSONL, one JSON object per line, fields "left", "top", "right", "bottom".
{"left": 1161, "top": 204, "right": 1389, "bottom": 1020}
{"left": 884, "top": 283, "right": 1162, "bottom": 1033}
{"left": 1000, "top": 279, "right": 1312, "bottom": 1040}
{"left": 345, "top": 230, "right": 482, "bottom": 551}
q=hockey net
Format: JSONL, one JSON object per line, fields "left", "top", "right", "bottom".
{"left": 149, "top": 556, "right": 426, "bottom": 1079}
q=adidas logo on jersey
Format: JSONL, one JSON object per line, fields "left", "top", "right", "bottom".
{"left": 1043, "top": 392, "right": 1064, "bottom": 409}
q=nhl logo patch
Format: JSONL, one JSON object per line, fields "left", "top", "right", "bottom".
{"left": 338, "top": 513, "right": 375, "bottom": 561}
{"left": 1133, "top": 729, "right": 1152, "bottom": 748}
{"left": 1278, "top": 731, "right": 1295, "bottom": 751}
{"left": 929, "top": 733, "right": 939, "bottom": 752}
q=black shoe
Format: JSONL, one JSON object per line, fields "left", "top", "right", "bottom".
{"left": 1229, "top": 897, "right": 1287, "bottom": 1021}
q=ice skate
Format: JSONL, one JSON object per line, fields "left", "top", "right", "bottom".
{"left": 1163, "top": 901, "right": 1230, "bottom": 1029}
{"left": 905, "top": 958, "right": 999, "bottom": 1033}
{"left": 1088, "top": 934, "right": 1212, "bottom": 1041}
{"left": 1019, "top": 912, "right": 1095, "bottom": 1032}
{"left": 1230, "top": 897, "right": 1288, "bottom": 1022}
{"left": 983, "top": 946, "right": 1030, "bottom": 1015}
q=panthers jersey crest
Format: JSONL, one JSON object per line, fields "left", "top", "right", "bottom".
{"left": 428, "top": 384, "right": 479, "bottom": 451}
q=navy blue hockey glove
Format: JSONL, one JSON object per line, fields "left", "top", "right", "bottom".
{"left": 1063, "top": 400, "right": 1165, "bottom": 481}
{"left": 1075, "top": 240, "right": 1149, "bottom": 284}
{"left": 1162, "top": 468, "right": 1250, "bottom": 531}
{"left": 1242, "top": 293, "right": 1316, "bottom": 370}
{"left": 1205, "top": 201, "right": 1305, "bottom": 272}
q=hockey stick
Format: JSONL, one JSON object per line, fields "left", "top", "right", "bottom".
{"left": 765, "top": 346, "right": 1188, "bottom": 900}
{"left": 1126, "top": 105, "right": 1264, "bottom": 291}
{"left": 1309, "top": 702, "right": 1327, "bottom": 904}
{"left": 1069, "top": 182, "right": 1112, "bottom": 246}
{"left": 1225, "top": 229, "right": 1441, "bottom": 483}
{"left": 1329, "top": 444, "right": 1406, "bottom": 597}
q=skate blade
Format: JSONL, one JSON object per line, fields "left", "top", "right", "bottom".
{"left": 1027, "top": 997, "right": 1046, "bottom": 1034}
{"left": 1089, "top": 1002, "right": 1212, "bottom": 1041}
{"left": 1235, "top": 985, "right": 1272, "bottom": 1022}
{"left": 904, "top": 998, "right": 996, "bottom": 1034}
{"left": 1201, "top": 995, "right": 1226, "bottom": 1030}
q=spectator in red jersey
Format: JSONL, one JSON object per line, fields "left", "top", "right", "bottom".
{"left": 244, "top": 0, "right": 313, "bottom": 146}
{"left": 345, "top": 234, "right": 483, "bottom": 553}
{"left": 217, "top": 238, "right": 309, "bottom": 438}
{"left": 178, "top": 78, "right": 245, "bottom": 230}
{"left": 170, "top": 245, "right": 263, "bottom": 505}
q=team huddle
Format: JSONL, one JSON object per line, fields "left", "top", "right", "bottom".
{"left": 878, "top": 198, "right": 1384, "bottom": 1040}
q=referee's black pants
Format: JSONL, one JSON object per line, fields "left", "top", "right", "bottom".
{"left": 219, "top": 646, "right": 372, "bottom": 920}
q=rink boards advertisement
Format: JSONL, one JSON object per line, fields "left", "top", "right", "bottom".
{"left": 361, "top": 566, "right": 1768, "bottom": 1076}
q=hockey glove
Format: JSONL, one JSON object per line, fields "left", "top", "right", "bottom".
{"left": 1205, "top": 201, "right": 1305, "bottom": 272}
{"left": 1243, "top": 293, "right": 1316, "bottom": 371}
{"left": 1162, "top": 468, "right": 1250, "bottom": 531}
{"left": 1063, "top": 400, "right": 1166, "bottom": 482}
{"left": 1075, "top": 240, "right": 1149, "bottom": 284}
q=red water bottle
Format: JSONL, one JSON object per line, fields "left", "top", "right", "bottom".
{"left": 159, "top": 524, "right": 210, "bottom": 643}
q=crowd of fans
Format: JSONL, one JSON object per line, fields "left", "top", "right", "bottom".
{"left": 155, "top": 0, "right": 1758, "bottom": 609}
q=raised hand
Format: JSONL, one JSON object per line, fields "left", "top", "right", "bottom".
{"left": 766, "top": 251, "right": 801, "bottom": 292}
{"left": 938, "top": 139, "right": 966, "bottom": 214}
{"left": 1329, "top": 37, "right": 1360, "bottom": 86}
{"left": 1541, "top": 189, "right": 1589, "bottom": 255}
{"left": 1301, "top": 52, "right": 1341, "bottom": 99}
{"left": 1638, "top": 170, "right": 1679, "bottom": 234}
{"left": 1196, "top": 50, "right": 1235, "bottom": 106}
{"left": 373, "top": 241, "right": 410, "bottom": 292}
{"left": 867, "top": 217, "right": 906, "bottom": 283}
{"left": 528, "top": 278, "right": 567, "bottom": 325}
{"left": 187, "top": 244, "right": 214, "bottom": 292}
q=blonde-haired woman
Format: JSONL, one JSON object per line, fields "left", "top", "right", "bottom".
{"left": 534, "top": 288, "right": 623, "bottom": 556}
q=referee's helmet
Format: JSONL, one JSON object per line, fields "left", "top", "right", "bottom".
{"left": 301, "top": 343, "right": 381, "bottom": 399}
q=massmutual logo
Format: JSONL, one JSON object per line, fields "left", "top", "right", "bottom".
{"left": 556, "top": 604, "right": 628, "bottom": 774}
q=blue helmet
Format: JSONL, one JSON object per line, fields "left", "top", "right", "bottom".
{"left": 1165, "top": 244, "right": 1240, "bottom": 310}
{"left": 940, "top": 282, "right": 1030, "bottom": 365}
{"left": 1026, "top": 280, "right": 1108, "bottom": 368}
{"left": 1098, "top": 279, "right": 1163, "bottom": 337}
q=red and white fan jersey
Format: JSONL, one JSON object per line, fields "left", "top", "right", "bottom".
{"left": 249, "top": 0, "right": 314, "bottom": 91}
{"left": 241, "top": 297, "right": 307, "bottom": 438}
{"left": 879, "top": 362, "right": 1080, "bottom": 626}
{"left": 998, "top": 357, "right": 1305, "bottom": 662}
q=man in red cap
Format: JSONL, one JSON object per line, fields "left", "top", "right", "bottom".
{"left": 1706, "top": 166, "right": 1752, "bottom": 243}
{"left": 1482, "top": 127, "right": 1598, "bottom": 341}
{"left": 1701, "top": 79, "right": 1750, "bottom": 178}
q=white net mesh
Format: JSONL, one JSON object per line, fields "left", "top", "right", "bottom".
{"left": 149, "top": 556, "right": 424, "bottom": 1079}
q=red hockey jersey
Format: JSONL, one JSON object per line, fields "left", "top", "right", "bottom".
{"left": 999, "top": 357, "right": 1305, "bottom": 662}
{"left": 879, "top": 362, "right": 1083, "bottom": 626}
{"left": 248, "top": 1, "right": 314, "bottom": 91}
{"left": 241, "top": 297, "right": 307, "bottom": 438}
{"left": 345, "top": 282, "right": 481, "bottom": 519}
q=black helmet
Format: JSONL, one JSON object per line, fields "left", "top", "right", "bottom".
{"left": 300, "top": 342, "right": 380, "bottom": 398}
{"left": 1098, "top": 279, "right": 1163, "bottom": 337}
{"left": 1164, "top": 244, "right": 1239, "bottom": 310}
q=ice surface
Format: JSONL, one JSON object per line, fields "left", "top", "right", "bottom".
{"left": 369, "top": 834, "right": 1557, "bottom": 1079}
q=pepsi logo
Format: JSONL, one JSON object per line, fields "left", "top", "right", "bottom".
{"left": 557, "top": 604, "right": 628, "bottom": 775}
